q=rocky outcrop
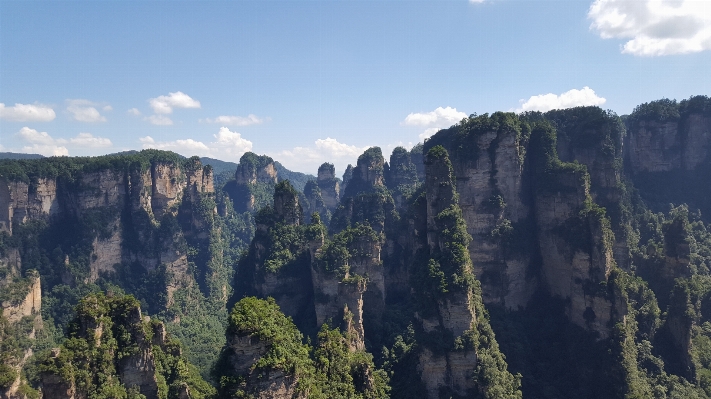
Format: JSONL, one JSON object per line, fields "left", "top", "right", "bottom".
{"left": 1, "top": 272, "right": 41, "bottom": 324}
{"left": 385, "top": 147, "right": 419, "bottom": 210}
{"left": 530, "top": 123, "right": 620, "bottom": 338}
{"left": 416, "top": 146, "right": 478, "bottom": 397}
{"left": 0, "top": 177, "right": 58, "bottom": 234}
{"left": 235, "top": 155, "right": 278, "bottom": 186}
{"left": 341, "top": 165, "right": 354, "bottom": 195}
{"left": 626, "top": 114, "right": 711, "bottom": 174}
{"left": 88, "top": 221, "right": 122, "bottom": 283}
{"left": 346, "top": 148, "right": 385, "bottom": 196}
{"left": 309, "top": 225, "right": 382, "bottom": 351}
{"left": 303, "top": 181, "right": 328, "bottom": 224}
{"left": 317, "top": 163, "right": 340, "bottom": 210}
{"left": 425, "top": 116, "right": 532, "bottom": 309}
{"left": 274, "top": 181, "right": 303, "bottom": 226}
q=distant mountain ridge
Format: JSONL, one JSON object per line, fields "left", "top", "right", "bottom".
{"left": 0, "top": 152, "right": 44, "bottom": 160}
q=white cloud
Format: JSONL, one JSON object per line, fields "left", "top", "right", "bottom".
{"left": 127, "top": 108, "right": 142, "bottom": 116}
{"left": 272, "top": 137, "right": 370, "bottom": 174}
{"left": 102, "top": 105, "right": 113, "bottom": 112}
{"left": 145, "top": 115, "right": 173, "bottom": 125}
{"left": 0, "top": 103, "right": 56, "bottom": 122}
{"left": 138, "top": 127, "right": 253, "bottom": 159}
{"left": 14, "top": 127, "right": 113, "bottom": 156}
{"left": 419, "top": 127, "right": 442, "bottom": 141}
{"left": 402, "top": 106, "right": 467, "bottom": 127}
{"left": 18, "top": 126, "right": 56, "bottom": 145}
{"left": 69, "top": 133, "right": 112, "bottom": 148}
{"left": 66, "top": 99, "right": 107, "bottom": 123}
{"left": 213, "top": 127, "right": 254, "bottom": 155}
{"left": 140, "top": 136, "right": 211, "bottom": 155}
{"left": 148, "top": 91, "right": 201, "bottom": 114}
{"left": 588, "top": 0, "right": 711, "bottom": 56}
{"left": 515, "top": 87, "right": 607, "bottom": 113}
{"left": 203, "top": 114, "right": 265, "bottom": 126}
{"left": 16, "top": 127, "right": 68, "bottom": 156}
{"left": 403, "top": 106, "right": 466, "bottom": 142}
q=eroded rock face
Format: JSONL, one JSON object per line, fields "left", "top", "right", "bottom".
{"left": 626, "top": 114, "right": 711, "bottom": 174}
{"left": 0, "top": 177, "right": 59, "bottom": 234}
{"left": 151, "top": 163, "right": 184, "bottom": 219}
{"left": 1, "top": 274, "right": 41, "bottom": 324}
{"left": 416, "top": 147, "right": 477, "bottom": 398}
{"left": 116, "top": 307, "right": 159, "bottom": 398}
{"left": 427, "top": 127, "right": 533, "bottom": 309}
{"left": 235, "top": 155, "right": 278, "bottom": 185}
{"left": 533, "top": 165, "right": 617, "bottom": 338}
{"left": 317, "top": 163, "right": 340, "bottom": 210}
{"left": 274, "top": 182, "right": 303, "bottom": 226}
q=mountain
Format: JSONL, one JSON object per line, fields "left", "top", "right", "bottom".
{"left": 0, "top": 153, "right": 44, "bottom": 160}
{"left": 2, "top": 95, "right": 711, "bottom": 398}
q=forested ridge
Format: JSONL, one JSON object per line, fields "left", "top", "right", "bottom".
{"left": 2, "top": 95, "right": 711, "bottom": 398}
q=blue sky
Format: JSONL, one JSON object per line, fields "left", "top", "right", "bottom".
{"left": 1, "top": 0, "right": 710, "bottom": 173}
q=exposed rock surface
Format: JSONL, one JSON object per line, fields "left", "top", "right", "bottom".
{"left": 1, "top": 273, "right": 41, "bottom": 324}
{"left": 626, "top": 114, "right": 711, "bottom": 174}
{"left": 0, "top": 177, "right": 58, "bottom": 234}
{"left": 317, "top": 163, "right": 340, "bottom": 210}
{"left": 425, "top": 122, "right": 532, "bottom": 309}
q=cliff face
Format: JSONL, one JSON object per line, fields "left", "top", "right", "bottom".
{"left": 0, "top": 270, "right": 42, "bottom": 399}
{"left": 425, "top": 114, "right": 533, "bottom": 309}
{"left": 416, "top": 147, "right": 477, "bottom": 397}
{"left": 626, "top": 113, "right": 711, "bottom": 174}
{"left": 316, "top": 163, "right": 340, "bottom": 211}
{"left": 0, "top": 177, "right": 58, "bottom": 235}
{"left": 228, "top": 152, "right": 279, "bottom": 213}
{"left": 0, "top": 274, "right": 40, "bottom": 325}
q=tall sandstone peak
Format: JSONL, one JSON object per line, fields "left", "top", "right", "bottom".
{"left": 235, "top": 152, "right": 278, "bottom": 185}
{"left": 316, "top": 162, "right": 340, "bottom": 210}
{"left": 274, "top": 181, "right": 303, "bottom": 226}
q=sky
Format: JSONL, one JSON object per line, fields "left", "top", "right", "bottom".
{"left": 1, "top": 0, "right": 710, "bottom": 174}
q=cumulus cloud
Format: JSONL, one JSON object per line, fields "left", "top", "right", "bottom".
{"left": 145, "top": 115, "right": 173, "bottom": 126}
{"left": 588, "top": 0, "right": 711, "bottom": 56}
{"left": 212, "top": 127, "right": 254, "bottom": 155}
{"left": 149, "top": 91, "right": 201, "bottom": 114}
{"left": 69, "top": 133, "right": 112, "bottom": 148}
{"left": 402, "top": 106, "right": 467, "bottom": 141}
{"left": 403, "top": 106, "right": 467, "bottom": 127}
{"left": 139, "top": 127, "right": 253, "bottom": 159}
{"left": 102, "top": 105, "right": 113, "bottom": 112}
{"left": 14, "top": 127, "right": 113, "bottom": 156}
{"left": 17, "top": 126, "right": 56, "bottom": 146}
{"left": 202, "top": 114, "right": 265, "bottom": 126}
{"left": 419, "top": 128, "right": 442, "bottom": 141}
{"left": 515, "top": 87, "right": 607, "bottom": 113}
{"left": 272, "top": 137, "right": 370, "bottom": 174}
{"left": 0, "top": 103, "right": 56, "bottom": 122}
{"left": 127, "top": 108, "right": 142, "bottom": 116}
{"left": 66, "top": 99, "right": 107, "bottom": 123}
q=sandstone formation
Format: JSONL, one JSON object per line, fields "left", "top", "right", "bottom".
{"left": 316, "top": 163, "right": 340, "bottom": 210}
